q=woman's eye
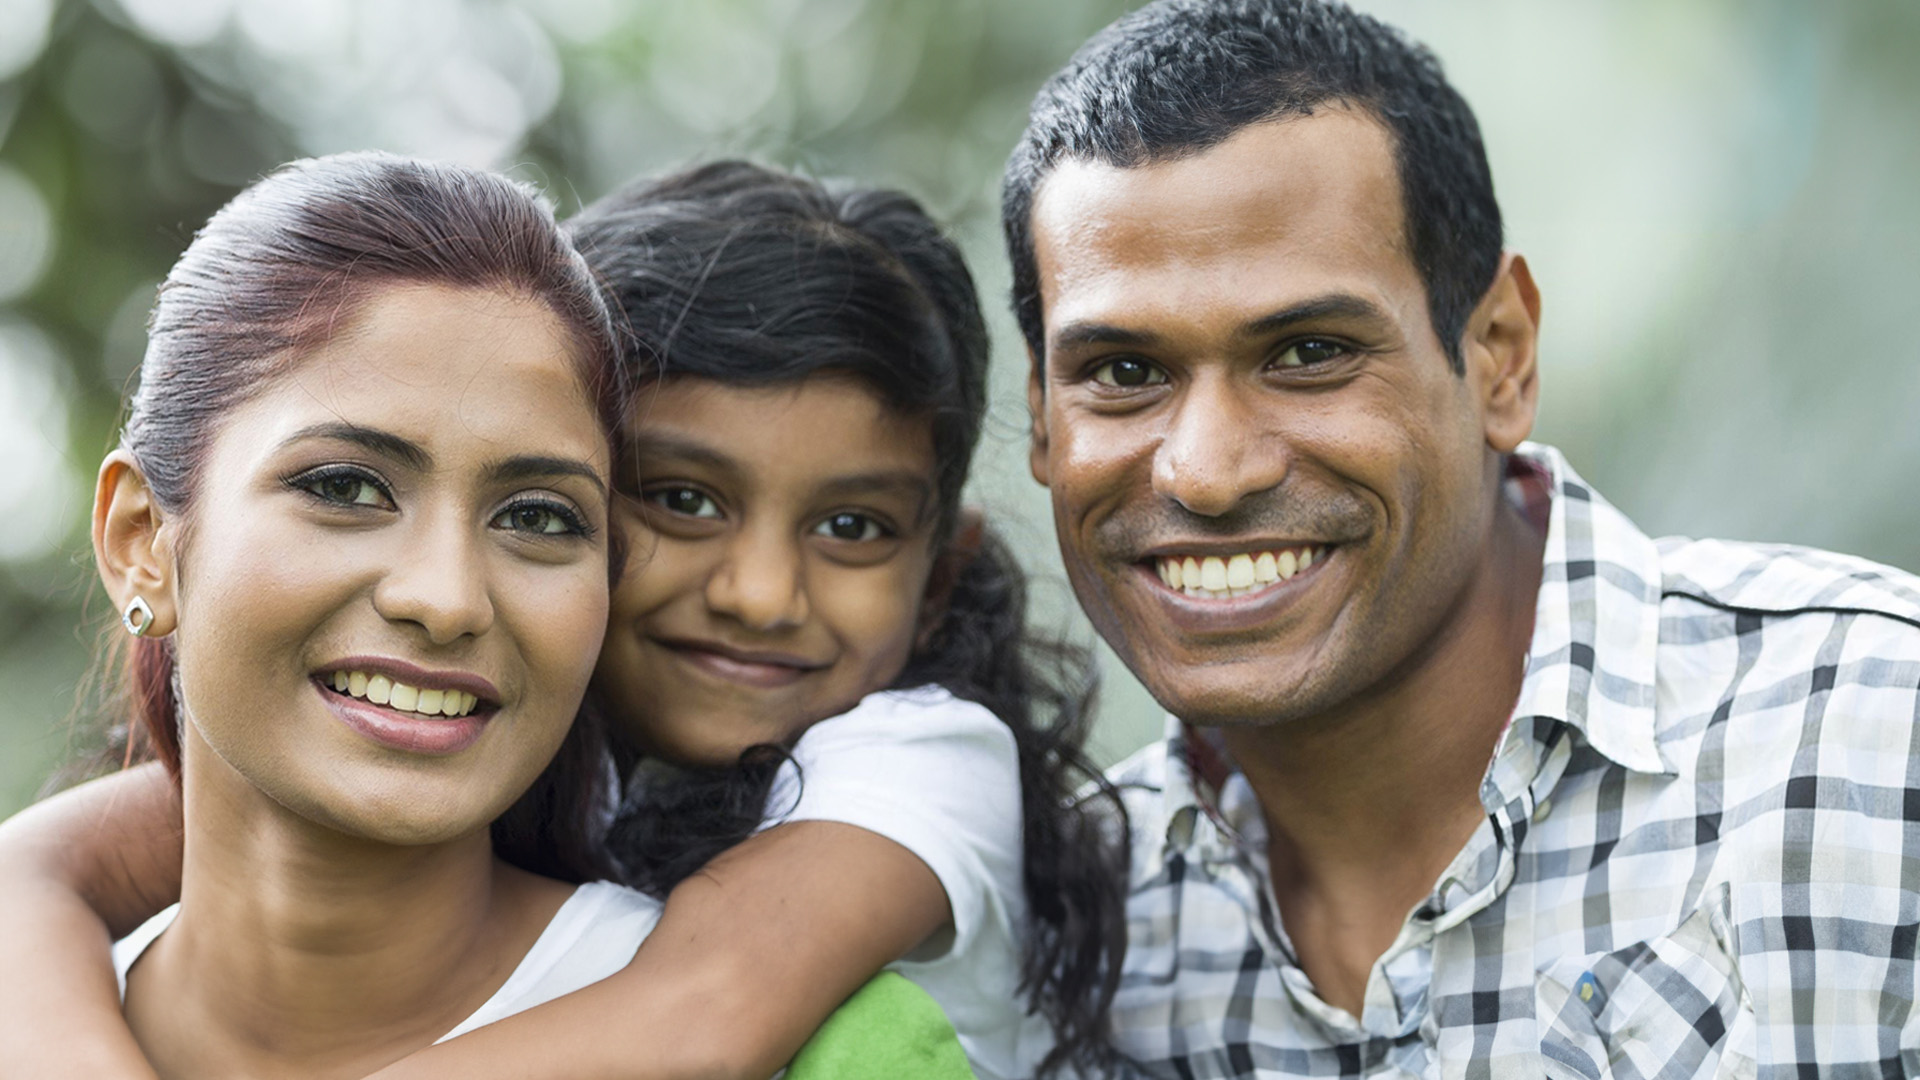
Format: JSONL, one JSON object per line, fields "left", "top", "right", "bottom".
{"left": 1275, "top": 338, "right": 1348, "bottom": 368}
{"left": 647, "top": 487, "right": 720, "bottom": 519}
{"left": 814, "top": 512, "right": 885, "bottom": 542}
{"left": 296, "top": 468, "right": 392, "bottom": 510}
{"left": 1092, "top": 357, "right": 1167, "bottom": 388}
{"left": 492, "top": 500, "right": 586, "bottom": 537}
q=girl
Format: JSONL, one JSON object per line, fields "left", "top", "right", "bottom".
{"left": 0, "top": 162, "right": 1125, "bottom": 1078}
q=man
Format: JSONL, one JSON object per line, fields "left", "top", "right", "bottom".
{"left": 1004, "top": 0, "right": 1920, "bottom": 1076}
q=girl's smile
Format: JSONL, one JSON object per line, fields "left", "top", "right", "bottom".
{"left": 597, "top": 373, "right": 943, "bottom": 767}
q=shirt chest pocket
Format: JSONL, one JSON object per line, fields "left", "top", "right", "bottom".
{"left": 1534, "top": 897, "right": 1756, "bottom": 1080}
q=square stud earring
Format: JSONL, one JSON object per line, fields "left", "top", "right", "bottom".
{"left": 123, "top": 596, "right": 155, "bottom": 637}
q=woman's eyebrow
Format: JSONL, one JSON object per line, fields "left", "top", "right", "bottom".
{"left": 282, "top": 422, "right": 430, "bottom": 470}
{"left": 486, "top": 456, "right": 608, "bottom": 497}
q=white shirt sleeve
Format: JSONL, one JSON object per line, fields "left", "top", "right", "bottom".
{"left": 759, "top": 685, "right": 1026, "bottom": 964}
{"left": 754, "top": 686, "right": 1039, "bottom": 1077}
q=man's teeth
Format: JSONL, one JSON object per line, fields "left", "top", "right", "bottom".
{"left": 328, "top": 671, "right": 479, "bottom": 717}
{"left": 1154, "top": 546, "right": 1325, "bottom": 599}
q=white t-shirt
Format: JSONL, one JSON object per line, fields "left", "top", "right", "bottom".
{"left": 758, "top": 685, "right": 1037, "bottom": 1080}
{"left": 113, "top": 880, "right": 663, "bottom": 1043}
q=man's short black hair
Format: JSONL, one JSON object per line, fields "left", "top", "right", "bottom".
{"left": 1003, "top": 0, "right": 1502, "bottom": 373}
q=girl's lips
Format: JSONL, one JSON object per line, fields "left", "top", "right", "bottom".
{"left": 316, "top": 679, "right": 489, "bottom": 755}
{"left": 657, "top": 640, "right": 820, "bottom": 689}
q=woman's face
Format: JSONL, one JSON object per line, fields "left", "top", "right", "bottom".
{"left": 597, "top": 374, "right": 943, "bottom": 767}
{"left": 161, "top": 283, "right": 612, "bottom": 844}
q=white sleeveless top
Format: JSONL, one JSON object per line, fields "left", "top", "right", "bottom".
{"left": 113, "top": 880, "right": 662, "bottom": 1042}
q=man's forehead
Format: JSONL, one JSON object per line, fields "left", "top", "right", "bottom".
{"left": 1029, "top": 108, "right": 1413, "bottom": 331}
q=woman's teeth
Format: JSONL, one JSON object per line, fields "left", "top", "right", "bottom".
{"left": 328, "top": 671, "right": 479, "bottom": 717}
{"left": 1154, "top": 546, "right": 1326, "bottom": 599}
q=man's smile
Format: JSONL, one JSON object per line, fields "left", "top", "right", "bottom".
{"left": 1148, "top": 544, "right": 1332, "bottom": 599}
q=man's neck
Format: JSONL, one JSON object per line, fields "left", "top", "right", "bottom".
{"left": 1220, "top": 493, "right": 1546, "bottom": 1015}
{"left": 124, "top": 732, "right": 568, "bottom": 1080}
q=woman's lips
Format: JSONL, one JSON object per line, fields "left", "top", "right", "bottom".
{"left": 315, "top": 679, "right": 489, "bottom": 755}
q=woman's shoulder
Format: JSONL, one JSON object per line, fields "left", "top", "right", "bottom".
{"left": 436, "top": 881, "right": 661, "bottom": 1042}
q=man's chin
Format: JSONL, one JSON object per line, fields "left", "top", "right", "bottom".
{"left": 1125, "top": 647, "right": 1339, "bottom": 729}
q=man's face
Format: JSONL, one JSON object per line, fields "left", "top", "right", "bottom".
{"left": 1028, "top": 108, "right": 1511, "bottom": 728}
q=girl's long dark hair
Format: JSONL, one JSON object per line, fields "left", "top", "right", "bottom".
{"left": 570, "top": 160, "right": 1128, "bottom": 1076}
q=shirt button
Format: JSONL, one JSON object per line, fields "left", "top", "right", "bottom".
{"left": 1532, "top": 798, "right": 1553, "bottom": 823}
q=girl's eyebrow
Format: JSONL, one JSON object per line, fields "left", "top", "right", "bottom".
{"left": 815, "top": 471, "right": 934, "bottom": 506}
{"left": 629, "top": 432, "right": 735, "bottom": 474}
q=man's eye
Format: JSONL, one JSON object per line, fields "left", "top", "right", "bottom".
{"left": 295, "top": 468, "right": 392, "bottom": 509}
{"left": 814, "top": 512, "right": 885, "bottom": 542}
{"left": 1275, "top": 339, "right": 1348, "bottom": 368}
{"left": 1092, "top": 357, "right": 1167, "bottom": 388}
{"left": 647, "top": 487, "right": 720, "bottom": 519}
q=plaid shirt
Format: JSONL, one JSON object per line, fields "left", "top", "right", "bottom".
{"left": 1105, "top": 443, "right": 1920, "bottom": 1079}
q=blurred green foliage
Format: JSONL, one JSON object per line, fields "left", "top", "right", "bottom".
{"left": 2, "top": 0, "right": 1918, "bottom": 814}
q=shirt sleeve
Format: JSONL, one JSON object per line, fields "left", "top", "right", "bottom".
{"left": 758, "top": 687, "right": 1025, "bottom": 963}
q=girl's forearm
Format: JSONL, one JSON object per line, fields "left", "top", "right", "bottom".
{"left": 364, "top": 821, "right": 950, "bottom": 1080}
{"left": 0, "top": 766, "right": 183, "bottom": 1079}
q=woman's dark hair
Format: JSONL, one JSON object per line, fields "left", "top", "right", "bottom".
{"left": 570, "top": 160, "right": 1129, "bottom": 1076}
{"left": 109, "top": 150, "right": 626, "bottom": 883}
{"left": 1004, "top": 0, "right": 1502, "bottom": 373}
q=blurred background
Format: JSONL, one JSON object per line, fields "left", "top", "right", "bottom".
{"left": 2, "top": 0, "right": 1917, "bottom": 815}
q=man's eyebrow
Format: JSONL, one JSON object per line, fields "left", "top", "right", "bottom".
{"left": 1239, "top": 294, "right": 1393, "bottom": 338}
{"left": 487, "top": 456, "right": 608, "bottom": 497}
{"left": 1049, "top": 321, "right": 1159, "bottom": 352}
{"left": 1048, "top": 294, "right": 1394, "bottom": 355}
{"left": 283, "top": 423, "right": 431, "bottom": 470}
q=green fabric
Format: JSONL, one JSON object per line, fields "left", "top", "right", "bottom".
{"left": 784, "top": 972, "right": 976, "bottom": 1080}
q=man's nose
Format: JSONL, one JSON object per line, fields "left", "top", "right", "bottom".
{"left": 705, "top": 522, "right": 809, "bottom": 632}
{"left": 1151, "top": 371, "right": 1290, "bottom": 517}
{"left": 373, "top": 510, "right": 496, "bottom": 645}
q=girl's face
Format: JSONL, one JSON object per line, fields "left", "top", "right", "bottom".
{"left": 598, "top": 374, "right": 944, "bottom": 767}
{"left": 153, "top": 284, "right": 613, "bottom": 844}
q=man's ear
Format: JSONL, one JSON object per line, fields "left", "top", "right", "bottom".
{"left": 1463, "top": 251, "right": 1542, "bottom": 454}
{"left": 916, "top": 507, "right": 986, "bottom": 651}
{"left": 1027, "top": 347, "right": 1051, "bottom": 487}
{"left": 93, "top": 450, "right": 179, "bottom": 638}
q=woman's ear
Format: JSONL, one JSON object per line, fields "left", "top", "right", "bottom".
{"left": 93, "top": 450, "right": 179, "bottom": 638}
{"left": 915, "top": 507, "right": 985, "bottom": 651}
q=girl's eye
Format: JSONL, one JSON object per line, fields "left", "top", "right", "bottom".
{"left": 814, "top": 512, "right": 885, "bottom": 543}
{"left": 647, "top": 487, "right": 720, "bottom": 519}
{"left": 1275, "top": 338, "right": 1348, "bottom": 368}
{"left": 492, "top": 499, "right": 589, "bottom": 537}
{"left": 294, "top": 467, "right": 393, "bottom": 510}
{"left": 1092, "top": 357, "right": 1167, "bottom": 388}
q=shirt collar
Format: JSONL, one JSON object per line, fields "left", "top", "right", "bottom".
{"left": 1154, "top": 442, "right": 1674, "bottom": 850}
{"left": 1508, "top": 442, "right": 1670, "bottom": 776}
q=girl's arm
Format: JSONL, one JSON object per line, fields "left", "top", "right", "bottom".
{"left": 0, "top": 763, "right": 184, "bottom": 1080}
{"left": 366, "top": 819, "right": 949, "bottom": 1080}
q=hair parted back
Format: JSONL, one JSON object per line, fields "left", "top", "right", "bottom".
{"left": 1002, "top": 0, "right": 1503, "bottom": 372}
{"left": 566, "top": 160, "right": 1130, "bottom": 1077}
{"left": 114, "top": 150, "right": 626, "bottom": 883}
